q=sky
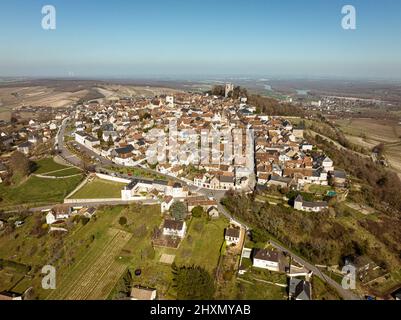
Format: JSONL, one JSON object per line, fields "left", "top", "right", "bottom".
{"left": 0, "top": 0, "right": 401, "bottom": 80}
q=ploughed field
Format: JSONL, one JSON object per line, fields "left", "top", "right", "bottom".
{"left": 335, "top": 118, "right": 401, "bottom": 178}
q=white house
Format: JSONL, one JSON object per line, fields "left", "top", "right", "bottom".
{"left": 253, "top": 249, "right": 281, "bottom": 272}
{"left": 301, "top": 144, "right": 313, "bottom": 151}
{"left": 225, "top": 227, "right": 240, "bottom": 246}
{"left": 162, "top": 219, "right": 187, "bottom": 239}
{"left": 49, "top": 123, "right": 58, "bottom": 131}
{"left": 28, "top": 134, "right": 38, "bottom": 144}
{"left": 165, "top": 182, "right": 188, "bottom": 198}
{"left": 83, "top": 135, "right": 100, "bottom": 149}
{"left": 207, "top": 206, "right": 219, "bottom": 219}
{"left": 46, "top": 212, "right": 57, "bottom": 225}
{"left": 46, "top": 205, "right": 72, "bottom": 225}
{"left": 75, "top": 131, "right": 87, "bottom": 145}
{"left": 160, "top": 196, "right": 174, "bottom": 213}
{"left": 294, "top": 195, "right": 328, "bottom": 213}
{"left": 130, "top": 286, "right": 157, "bottom": 300}
{"left": 322, "top": 156, "right": 334, "bottom": 172}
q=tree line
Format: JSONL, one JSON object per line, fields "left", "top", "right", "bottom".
{"left": 209, "top": 85, "right": 305, "bottom": 117}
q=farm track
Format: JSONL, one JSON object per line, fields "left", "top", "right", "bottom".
{"left": 48, "top": 228, "right": 132, "bottom": 300}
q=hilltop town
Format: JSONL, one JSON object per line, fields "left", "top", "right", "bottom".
{"left": 0, "top": 83, "right": 400, "bottom": 302}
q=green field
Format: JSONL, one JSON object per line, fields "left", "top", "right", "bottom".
{"left": 42, "top": 167, "right": 82, "bottom": 177}
{"left": 0, "top": 175, "right": 84, "bottom": 209}
{"left": 218, "top": 268, "right": 288, "bottom": 300}
{"left": 168, "top": 217, "right": 227, "bottom": 273}
{"left": 34, "top": 158, "right": 71, "bottom": 174}
{"left": 69, "top": 178, "right": 126, "bottom": 199}
{"left": 33, "top": 158, "right": 82, "bottom": 177}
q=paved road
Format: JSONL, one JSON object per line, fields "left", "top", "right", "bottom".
{"left": 6, "top": 199, "right": 159, "bottom": 214}
{"left": 269, "top": 241, "right": 361, "bottom": 300}
{"left": 56, "top": 117, "right": 114, "bottom": 168}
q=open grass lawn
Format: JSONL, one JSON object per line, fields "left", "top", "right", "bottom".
{"left": 306, "top": 184, "right": 335, "bottom": 195}
{"left": 33, "top": 158, "right": 70, "bottom": 174}
{"left": 0, "top": 175, "right": 84, "bottom": 208}
{"left": 155, "top": 217, "right": 228, "bottom": 274}
{"left": 220, "top": 268, "right": 288, "bottom": 300}
{"left": 219, "top": 275, "right": 287, "bottom": 300}
{"left": 69, "top": 177, "right": 126, "bottom": 199}
{"left": 174, "top": 217, "right": 228, "bottom": 272}
{"left": 43, "top": 167, "right": 82, "bottom": 177}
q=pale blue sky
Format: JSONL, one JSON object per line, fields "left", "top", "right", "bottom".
{"left": 0, "top": 0, "right": 401, "bottom": 79}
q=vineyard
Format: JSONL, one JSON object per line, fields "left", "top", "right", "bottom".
{"left": 47, "top": 228, "right": 132, "bottom": 300}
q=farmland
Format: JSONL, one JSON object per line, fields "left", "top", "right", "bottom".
{"left": 48, "top": 228, "right": 131, "bottom": 300}
{"left": 0, "top": 205, "right": 160, "bottom": 300}
{"left": 334, "top": 118, "right": 401, "bottom": 178}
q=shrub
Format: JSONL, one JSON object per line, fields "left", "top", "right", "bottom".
{"left": 170, "top": 201, "right": 187, "bottom": 220}
{"left": 191, "top": 206, "right": 204, "bottom": 218}
{"left": 119, "top": 216, "right": 127, "bottom": 226}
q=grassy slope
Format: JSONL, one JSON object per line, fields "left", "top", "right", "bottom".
{"left": 173, "top": 217, "right": 227, "bottom": 272}
{"left": 34, "top": 158, "right": 70, "bottom": 174}
{"left": 0, "top": 175, "right": 83, "bottom": 208}
{"left": 43, "top": 167, "right": 82, "bottom": 177}
{"left": 69, "top": 178, "right": 126, "bottom": 199}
